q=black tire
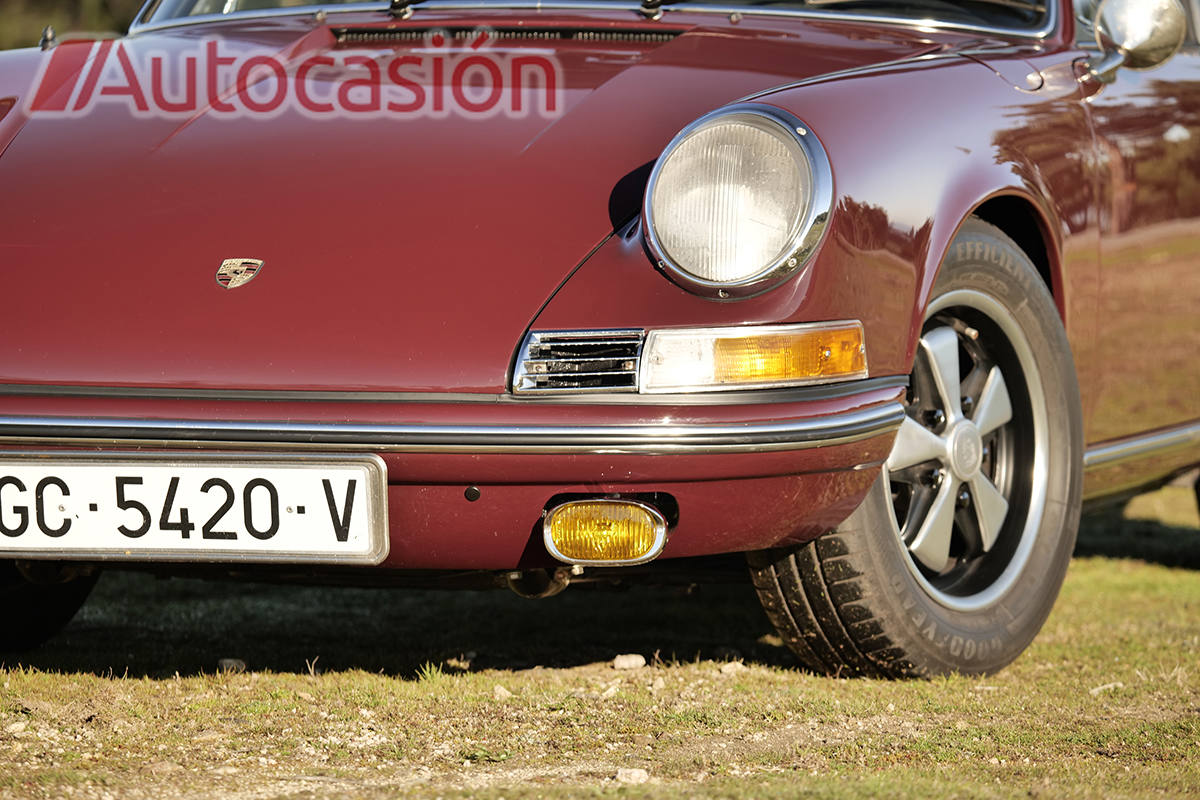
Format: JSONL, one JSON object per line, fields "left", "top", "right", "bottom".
{"left": 0, "top": 563, "right": 98, "bottom": 653}
{"left": 749, "top": 218, "right": 1082, "bottom": 677}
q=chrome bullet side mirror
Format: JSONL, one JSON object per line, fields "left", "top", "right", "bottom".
{"left": 1087, "top": 0, "right": 1188, "bottom": 81}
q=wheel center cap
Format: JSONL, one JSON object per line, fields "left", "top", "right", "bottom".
{"left": 946, "top": 422, "right": 984, "bottom": 480}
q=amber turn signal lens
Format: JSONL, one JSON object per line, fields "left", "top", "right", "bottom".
{"left": 712, "top": 325, "right": 866, "bottom": 384}
{"left": 544, "top": 500, "right": 667, "bottom": 566}
{"left": 640, "top": 321, "right": 868, "bottom": 393}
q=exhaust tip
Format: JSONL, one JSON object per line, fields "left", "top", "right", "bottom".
{"left": 543, "top": 499, "right": 667, "bottom": 566}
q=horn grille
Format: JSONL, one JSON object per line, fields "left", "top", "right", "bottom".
{"left": 333, "top": 28, "right": 680, "bottom": 46}
{"left": 514, "top": 330, "right": 644, "bottom": 394}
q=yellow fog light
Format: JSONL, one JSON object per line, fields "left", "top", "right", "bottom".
{"left": 640, "top": 321, "right": 867, "bottom": 393}
{"left": 544, "top": 500, "right": 668, "bottom": 566}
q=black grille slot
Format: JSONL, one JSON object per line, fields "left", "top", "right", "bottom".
{"left": 515, "top": 331, "right": 644, "bottom": 394}
{"left": 333, "top": 27, "right": 680, "bottom": 46}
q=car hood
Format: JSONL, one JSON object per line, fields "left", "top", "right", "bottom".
{"left": 0, "top": 11, "right": 942, "bottom": 394}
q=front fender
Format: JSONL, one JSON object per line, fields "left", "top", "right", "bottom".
{"left": 531, "top": 53, "right": 1095, "bottom": 384}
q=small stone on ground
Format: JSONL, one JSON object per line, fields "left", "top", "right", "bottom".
{"left": 147, "top": 761, "right": 184, "bottom": 774}
{"left": 616, "top": 767, "right": 650, "bottom": 784}
{"left": 613, "top": 653, "right": 646, "bottom": 670}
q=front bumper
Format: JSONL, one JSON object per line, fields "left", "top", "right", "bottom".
{"left": 0, "top": 381, "right": 904, "bottom": 569}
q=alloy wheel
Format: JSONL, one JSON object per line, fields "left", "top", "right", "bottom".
{"left": 886, "top": 289, "right": 1049, "bottom": 611}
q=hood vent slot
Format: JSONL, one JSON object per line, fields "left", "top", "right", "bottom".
{"left": 334, "top": 28, "right": 680, "bottom": 46}
{"left": 514, "top": 330, "right": 644, "bottom": 394}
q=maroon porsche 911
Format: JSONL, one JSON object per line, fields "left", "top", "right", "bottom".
{"left": 0, "top": 0, "right": 1196, "bottom": 677}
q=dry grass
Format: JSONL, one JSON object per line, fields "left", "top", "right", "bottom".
{"left": 0, "top": 1, "right": 140, "bottom": 51}
{"left": 1, "top": 483, "right": 1198, "bottom": 799}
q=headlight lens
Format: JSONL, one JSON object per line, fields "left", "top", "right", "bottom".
{"left": 644, "top": 107, "right": 831, "bottom": 296}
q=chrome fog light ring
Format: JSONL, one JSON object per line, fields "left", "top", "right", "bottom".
{"left": 543, "top": 498, "right": 669, "bottom": 566}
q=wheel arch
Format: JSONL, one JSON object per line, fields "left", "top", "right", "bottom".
{"left": 969, "top": 194, "right": 1064, "bottom": 322}
{"left": 908, "top": 186, "right": 1069, "bottom": 374}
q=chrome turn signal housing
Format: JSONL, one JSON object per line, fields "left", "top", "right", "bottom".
{"left": 640, "top": 321, "right": 867, "bottom": 393}
{"left": 544, "top": 500, "right": 668, "bottom": 566}
{"left": 512, "top": 321, "right": 867, "bottom": 395}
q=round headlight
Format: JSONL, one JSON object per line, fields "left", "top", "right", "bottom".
{"left": 643, "top": 106, "right": 832, "bottom": 297}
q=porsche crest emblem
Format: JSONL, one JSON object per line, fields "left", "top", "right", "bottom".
{"left": 216, "top": 258, "right": 264, "bottom": 289}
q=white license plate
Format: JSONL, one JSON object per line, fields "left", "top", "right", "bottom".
{"left": 0, "top": 453, "right": 389, "bottom": 564}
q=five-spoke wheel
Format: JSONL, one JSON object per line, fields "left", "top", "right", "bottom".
{"left": 749, "top": 218, "right": 1081, "bottom": 676}
{"left": 889, "top": 324, "right": 1015, "bottom": 575}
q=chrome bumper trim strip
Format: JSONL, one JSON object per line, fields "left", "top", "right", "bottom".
{"left": 0, "top": 402, "right": 904, "bottom": 455}
{"left": 1083, "top": 421, "right": 1200, "bottom": 470}
{"left": 0, "top": 377, "right": 906, "bottom": 404}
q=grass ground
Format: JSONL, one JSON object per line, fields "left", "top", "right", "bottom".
{"left": 0, "top": 1, "right": 138, "bottom": 51}
{"left": 1, "top": 482, "right": 1198, "bottom": 799}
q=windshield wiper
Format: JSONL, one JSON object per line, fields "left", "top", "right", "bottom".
{"left": 801, "top": 0, "right": 1044, "bottom": 11}
{"left": 638, "top": 0, "right": 1044, "bottom": 13}
{"left": 388, "top": 0, "right": 429, "bottom": 19}
{"left": 640, "top": 0, "right": 669, "bottom": 19}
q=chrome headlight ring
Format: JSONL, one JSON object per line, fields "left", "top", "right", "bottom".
{"left": 642, "top": 103, "right": 834, "bottom": 299}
